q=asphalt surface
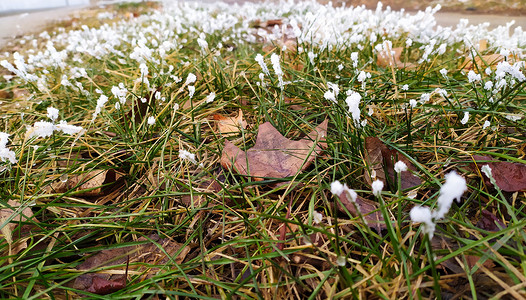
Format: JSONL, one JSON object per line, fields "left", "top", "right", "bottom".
{"left": 0, "top": 1, "right": 525, "bottom": 49}
{"left": 0, "top": 6, "right": 86, "bottom": 48}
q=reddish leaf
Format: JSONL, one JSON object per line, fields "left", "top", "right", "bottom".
{"left": 364, "top": 137, "right": 421, "bottom": 190}
{"left": 433, "top": 235, "right": 495, "bottom": 274}
{"left": 72, "top": 235, "right": 190, "bottom": 294}
{"left": 473, "top": 155, "right": 526, "bottom": 192}
{"left": 221, "top": 120, "right": 327, "bottom": 181}
{"left": 335, "top": 189, "right": 386, "bottom": 232}
{"left": 86, "top": 275, "right": 126, "bottom": 295}
{"left": 476, "top": 209, "right": 506, "bottom": 232}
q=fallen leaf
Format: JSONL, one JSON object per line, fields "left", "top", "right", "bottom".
{"left": 86, "top": 276, "right": 126, "bottom": 295}
{"left": 460, "top": 54, "right": 506, "bottom": 71}
{"left": 283, "top": 97, "right": 304, "bottom": 110}
{"left": 48, "top": 169, "right": 118, "bottom": 196}
{"left": 253, "top": 19, "right": 283, "bottom": 28}
{"left": 433, "top": 235, "right": 495, "bottom": 275}
{"left": 476, "top": 209, "right": 506, "bottom": 232}
{"left": 364, "top": 137, "right": 422, "bottom": 190}
{"left": 125, "top": 88, "right": 158, "bottom": 125}
{"left": 478, "top": 39, "right": 488, "bottom": 52}
{"left": 12, "top": 88, "right": 30, "bottom": 99}
{"left": 364, "top": 137, "right": 388, "bottom": 186}
{"left": 460, "top": 52, "right": 522, "bottom": 72}
{"left": 473, "top": 155, "right": 526, "bottom": 192}
{"left": 0, "top": 200, "right": 34, "bottom": 252}
{"left": 253, "top": 19, "right": 299, "bottom": 53}
{"left": 376, "top": 46, "right": 416, "bottom": 69}
{"left": 0, "top": 90, "right": 12, "bottom": 99}
{"left": 72, "top": 235, "right": 190, "bottom": 294}
{"left": 213, "top": 109, "right": 247, "bottom": 136}
{"left": 181, "top": 176, "right": 223, "bottom": 208}
{"left": 334, "top": 188, "right": 386, "bottom": 232}
{"left": 377, "top": 46, "right": 403, "bottom": 68}
{"left": 221, "top": 120, "right": 327, "bottom": 181}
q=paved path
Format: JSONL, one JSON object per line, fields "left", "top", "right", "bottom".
{"left": 0, "top": 6, "right": 87, "bottom": 48}
{"left": 434, "top": 12, "right": 525, "bottom": 29}
{"left": 0, "top": 1, "right": 525, "bottom": 49}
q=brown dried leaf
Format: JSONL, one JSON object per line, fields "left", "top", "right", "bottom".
{"left": 335, "top": 190, "right": 386, "bottom": 232}
{"left": 0, "top": 200, "right": 34, "bottom": 250}
{"left": 72, "top": 235, "right": 190, "bottom": 294}
{"left": 221, "top": 120, "right": 327, "bottom": 181}
{"left": 213, "top": 109, "right": 247, "bottom": 136}
{"left": 460, "top": 54, "right": 506, "bottom": 71}
{"left": 364, "top": 137, "right": 388, "bottom": 186}
{"left": 473, "top": 155, "right": 526, "bottom": 192}
{"left": 0, "top": 89, "right": 12, "bottom": 99}
{"left": 86, "top": 274, "right": 126, "bottom": 295}
{"left": 181, "top": 177, "right": 223, "bottom": 207}
{"left": 478, "top": 39, "right": 488, "bottom": 52}
{"left": 12, "top": 88, "right": 30, "bottom": 99}
{"left": 283, "top": 97, "right": 304, "bottom": 110}
{"left": 364, "top": 137, "right": 421, "bottom": 190}
{"left": 48, "top": 169, "right": 117, "bottom": 196}
{"left": 376, "top": 46, "right": 417, "bottom": 69}
{"left": 125, "top": 89, "right": 157, "bottom": 125}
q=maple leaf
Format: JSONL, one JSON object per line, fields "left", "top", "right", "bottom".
{"left": 213, "top": 109, "right": 247, "bottom": 136}
{"left": 221, "top": 120, "right": 327, "bottom": 181}
{"left": 364, "top": 137, "right": 421, "bottom": 191}
{"left": 473, "top": 155, "right": 526, "bottom": 192}
{"left": 0, "top": 200, "right": 35, "bottom": 254}
{"left": 334, "top": 188, "right": 386, "bottom": 233}
{"left": 72, "top": 235, "right": 190, "bottom": 294}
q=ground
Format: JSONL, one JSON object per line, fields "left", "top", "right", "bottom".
{"left": 0, "top": 0, "right": 525, "bottom": 299}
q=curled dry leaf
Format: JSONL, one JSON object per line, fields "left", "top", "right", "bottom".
{"left": 213, "top": 109, "right": 247, "bottom": 136}
{"left": 334, "top": 189, "right": 386, "bottom": 232}
{"left": 47, "top": 169, "right": 118, "bottom": 196}
{"left": 221, "top": 120, "right": 327, "bottom": 181}
{"left": 0, "top": 200, "right": 35, "bottom": 252}
{"left": 473, "top": 155, "right": 526, "bottom": 192}
{"left": 72, "top": 234, "right": 191, "bottom": 295}
{"left": 364, "top": 137, "right": 421, "bottom": 190}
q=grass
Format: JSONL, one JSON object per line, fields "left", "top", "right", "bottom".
{"left": 0, "top": 1, "right": 525, "bottom": 299}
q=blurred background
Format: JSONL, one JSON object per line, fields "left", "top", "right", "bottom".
{"left": 1, "top": 0, "right": 525, "bottom": 14}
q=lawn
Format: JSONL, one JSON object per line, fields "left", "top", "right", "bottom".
{"left": 0, "top": 1, "right": 525, "bottom": 299}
